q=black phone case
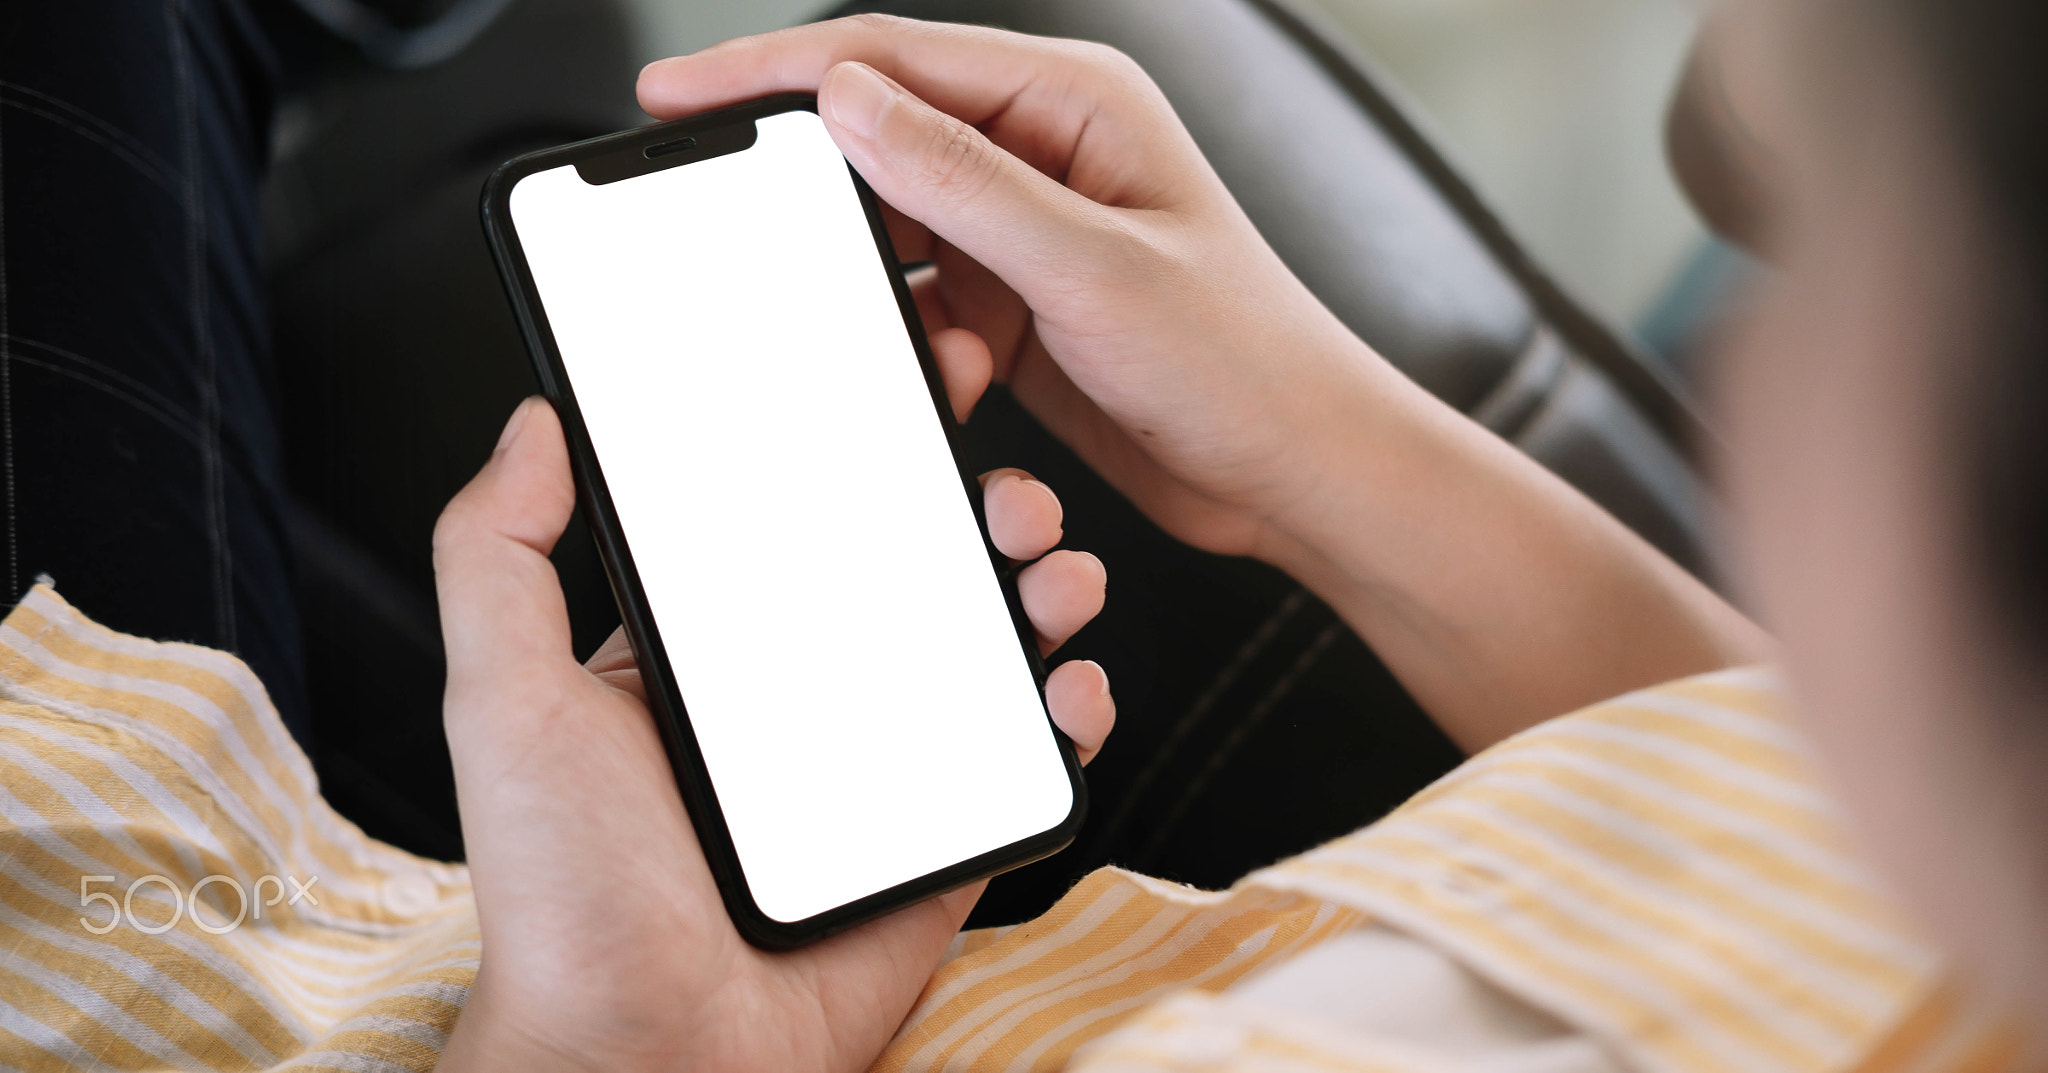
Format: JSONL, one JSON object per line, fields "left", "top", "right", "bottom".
{"left": 479, "top": 94, "right": 1087, "bottom": 949}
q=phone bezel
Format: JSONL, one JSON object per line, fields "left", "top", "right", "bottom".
{"left": 479, "top": 94, "right": 1087, "bottom": 949}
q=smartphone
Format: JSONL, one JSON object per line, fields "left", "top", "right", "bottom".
{"left": 480, "top": 95, "right": 1085, "bottom": 948}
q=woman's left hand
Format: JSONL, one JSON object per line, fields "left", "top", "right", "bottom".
{"left": 432, "top": 393, "right": 1112, "bottom": 1073}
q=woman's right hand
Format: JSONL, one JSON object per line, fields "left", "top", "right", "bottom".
{"left": 639, "top": 15, "right": 1385, "bottom": 564}
{"left": 640, "top": 16, "right": 1769, "bottom": 750}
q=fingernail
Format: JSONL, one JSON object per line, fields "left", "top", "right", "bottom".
{"left": 495, "top": 397, "right": 538, "bottom": 453}
{"left": 1080, "top": 660, "right": 1112, "bottom": 696}
{"left": 1002, "top": 475, "right": 1060, "bottom": 519}
{"left": 826, "top": 62, "right": 894, "bottom": 140}
{"left": 1014, "top": 475, "right": 1060, "bottom": 506}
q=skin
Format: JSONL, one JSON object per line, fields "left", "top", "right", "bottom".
{"left": 1707, "top": 0, "right": 2048, "bottom": 1018}
{"left": 434, "top": 396, "right": 1112, "bottom": 1073}
{"left": 635, "top": 17, "right": 1771, "bottom": 753}
{"left": 434, "top": 5, "right": 2048, "bottom": 1068}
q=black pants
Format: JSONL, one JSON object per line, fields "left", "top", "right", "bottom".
{"left": 1, "top": 0, "right": 307, "bottom": 739}
{"left": 5, "top": 0, "right": 1462, "bottom": 926}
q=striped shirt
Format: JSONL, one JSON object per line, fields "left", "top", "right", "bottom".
{"left": 0, "top": 584, "right": 2024, "bottom": 1071}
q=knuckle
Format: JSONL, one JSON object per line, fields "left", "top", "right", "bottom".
{"left": 1065, "top": 40, "right": 1148, "bottom": 88}
{"left": 1078, "top": 40, "right": 1140, "bottom": 76}
{"left": 916, "top": 117, "right": 999, "bottom": 200}
{"left": 1069, "top": 41, "right": 1170, "bottom": 112}
{"left": 837, "top": 11, "right": 912, "bottom": 35}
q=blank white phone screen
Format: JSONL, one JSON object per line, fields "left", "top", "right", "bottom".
{"left": 508, "top": 110, "right": 1074, "bottom": 924}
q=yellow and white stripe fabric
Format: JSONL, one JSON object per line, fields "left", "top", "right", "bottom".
{"left": 0, "top": 584, "right": 2024, "bottom": 1071}
{"left": 874, "top": 673, "right": 2027, "bottom": 1073}
{"left": 0, "top": 584, "right": 475, "bottom": 1070}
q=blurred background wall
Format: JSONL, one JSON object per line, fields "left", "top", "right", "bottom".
{"left": 623, "top": 0, "right": 1709, "bottom": 342}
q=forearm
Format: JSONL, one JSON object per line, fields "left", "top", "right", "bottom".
{"left": 1256, "top": 343, "right": 1773, "bottom": 752}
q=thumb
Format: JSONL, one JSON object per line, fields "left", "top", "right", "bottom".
{"left": 819, "top": 61, "right": 1112, "bottom": 295}
{"left": 432, "top": 397, "right": 581, "bottom": 710}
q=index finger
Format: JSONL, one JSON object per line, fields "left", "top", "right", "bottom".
{"left": 637, "top": 14, "right": 1110, "bottom": 128}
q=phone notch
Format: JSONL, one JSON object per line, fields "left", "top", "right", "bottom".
{"left": 575, "top": 119, "right": 759, "bottom": 186}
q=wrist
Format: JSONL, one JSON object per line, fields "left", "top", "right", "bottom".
{"left": 1244, "top": 335, "right": 1428, "bottom": 586}
{"left": 438, "top": 982, "right": 615, "bottom": 1073}
{"left": 1248, "top": 518, "right": 1369, "bottom": 608}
